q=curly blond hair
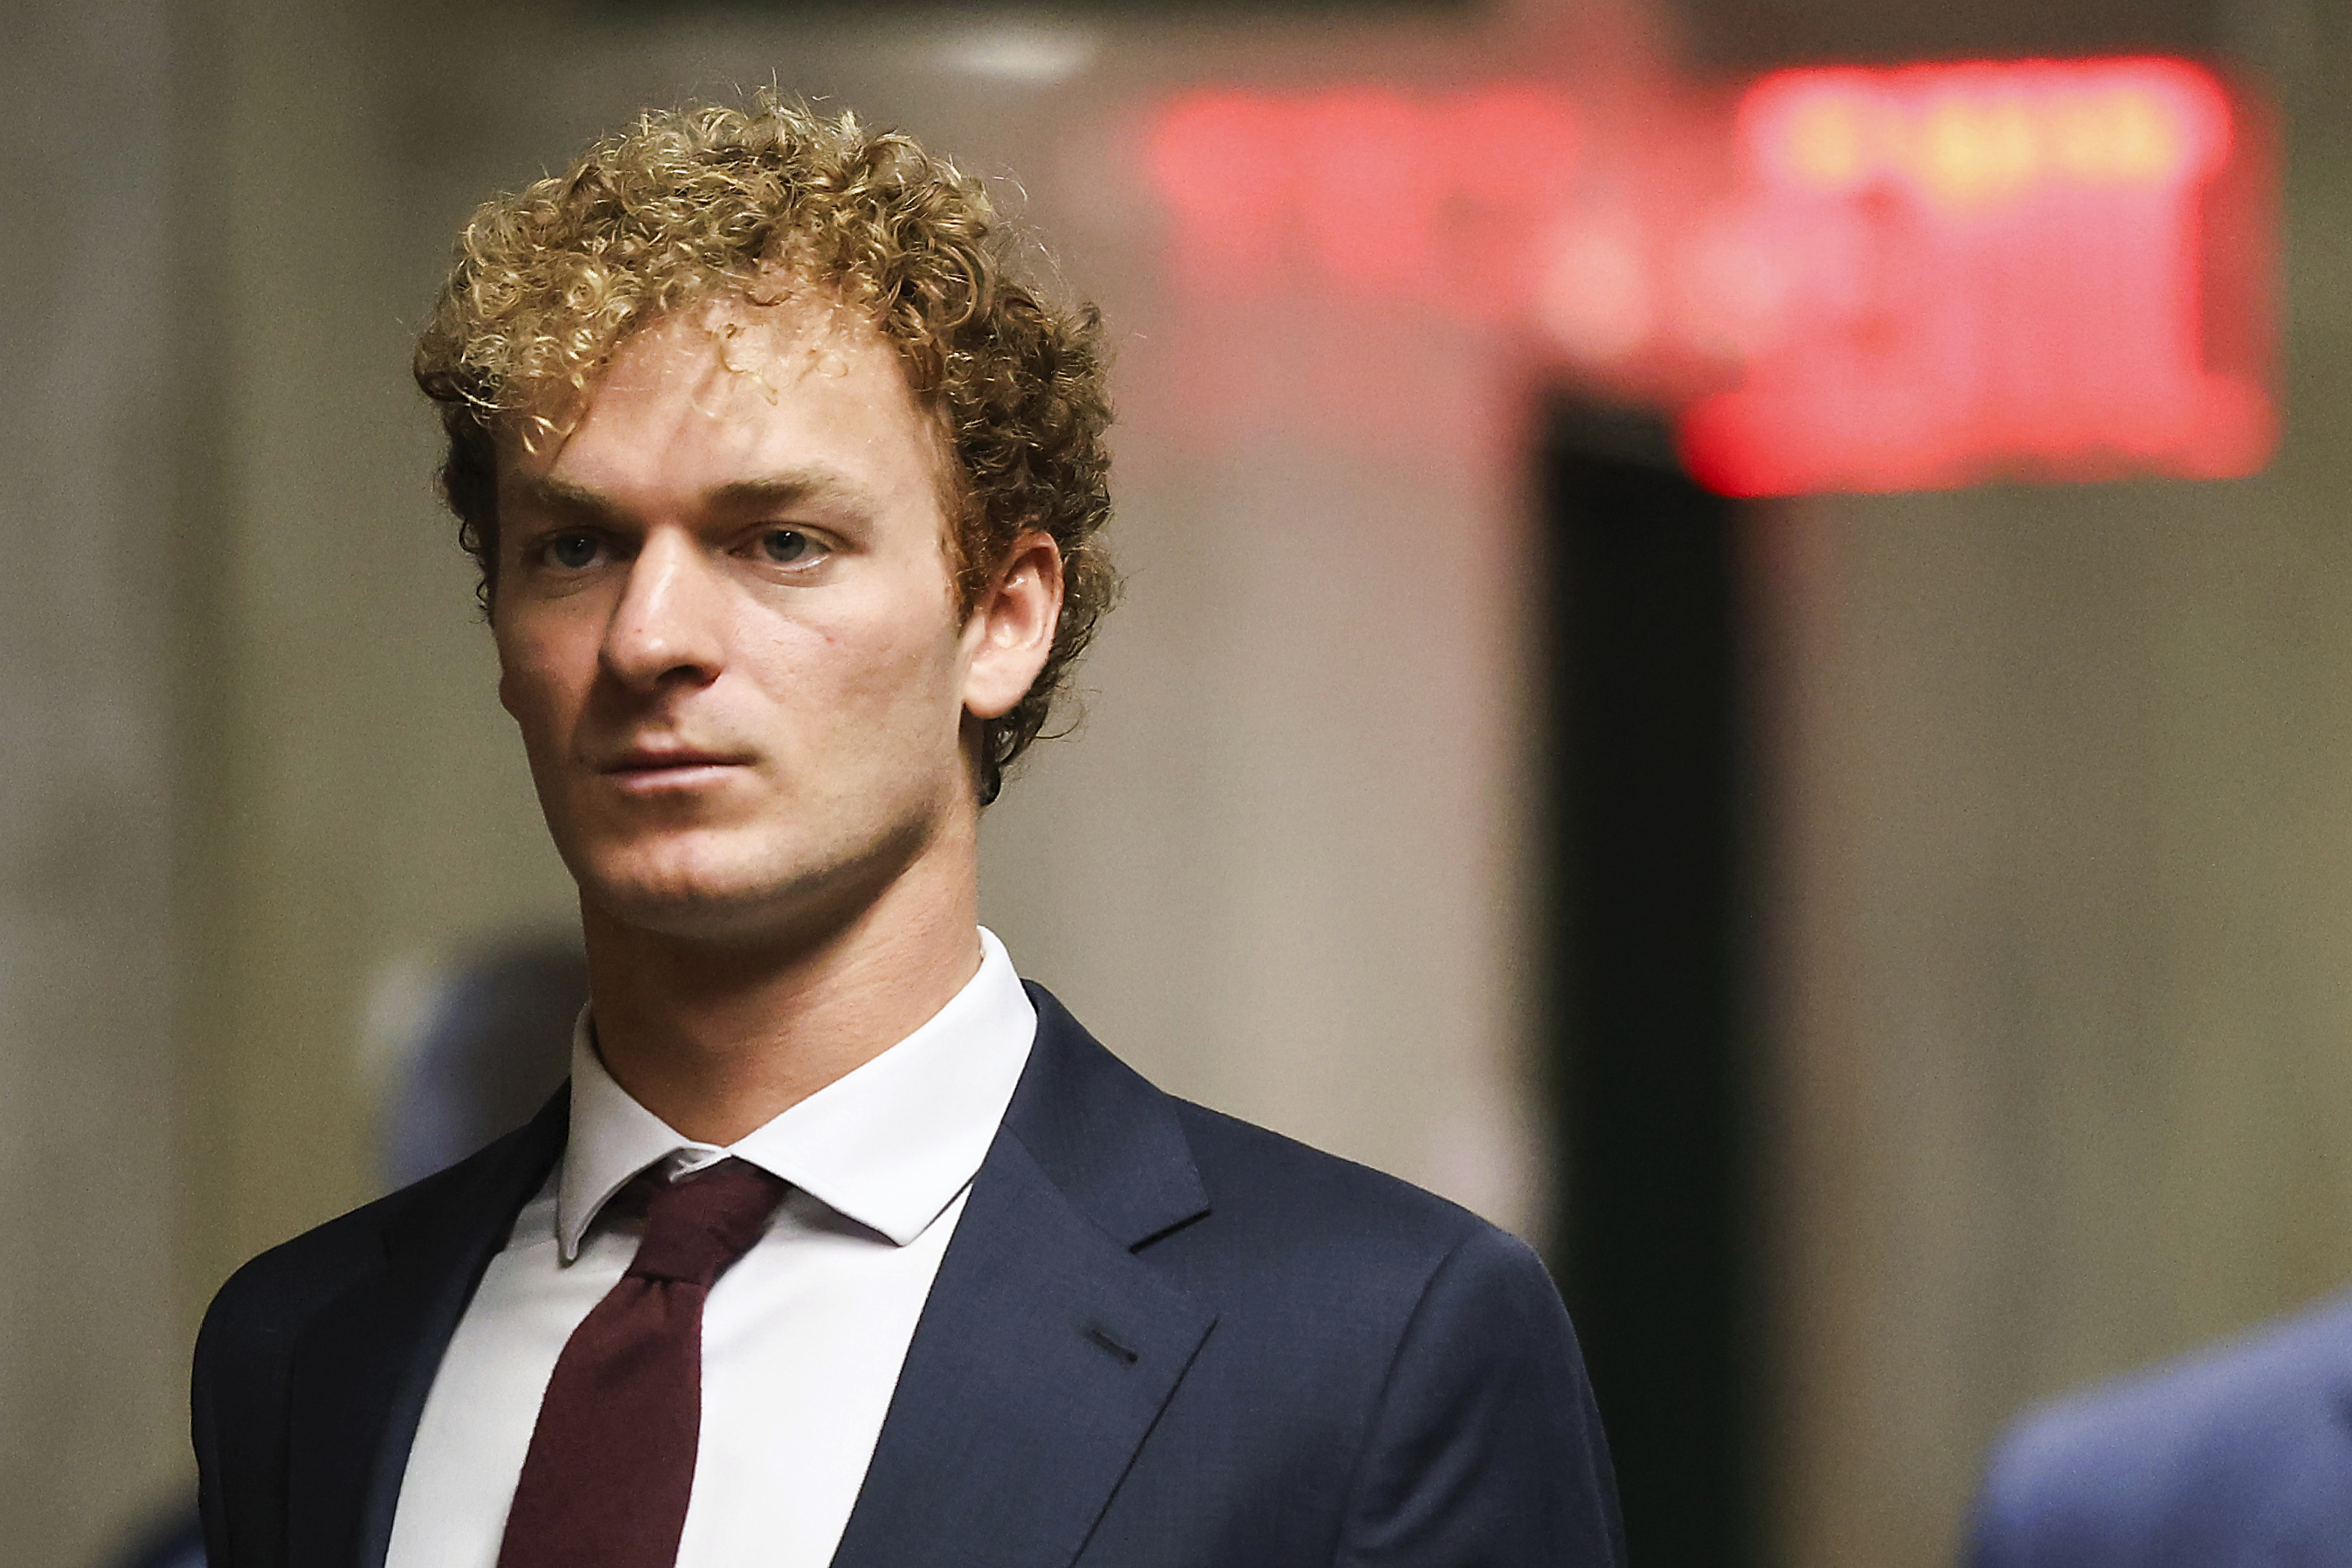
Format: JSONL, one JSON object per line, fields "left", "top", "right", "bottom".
{"left": 413, "top": 96, "right": 1115, "bottom": 803}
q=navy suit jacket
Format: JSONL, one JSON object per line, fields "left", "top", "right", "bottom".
{"left": 194, "top": 985, "right": 1625, "bottom": 1568}
{"left": 1968, "top": 1289, "right": 2352, "bottom": 1567}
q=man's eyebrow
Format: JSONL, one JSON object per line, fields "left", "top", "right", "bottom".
{"left": 706, "top": 472, "right": 873, "bottom": 513}
{"left": 510, "top": 473, "right": 627, "bottom": 522}
{"left": 509, "top": 469, "right": 875, "bottom": 522}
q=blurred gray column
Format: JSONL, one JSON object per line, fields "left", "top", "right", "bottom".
{"left": 0, "top": 0, "right": 191, "bottom": 1560}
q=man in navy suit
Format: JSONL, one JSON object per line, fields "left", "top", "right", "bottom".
{"left": 1968, "top": 1291, "right": 2352, "bottom": 1565}
{"left": 191, "top": 98, "right": 1624, "bottom": 1568}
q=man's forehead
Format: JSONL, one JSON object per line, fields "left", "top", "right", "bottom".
{"left": 496, "top": 291, "right": 919, "bottom": 476}
{"left": 505, "top": 290, "right": 883, "bottom": 422}
{"left": 612, "top": 294, "right": 883, "bottom": 390}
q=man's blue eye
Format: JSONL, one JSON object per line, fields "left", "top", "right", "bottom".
{"left": 761, "top": 529, "right": 813, "bottom": 564}
{"left": 550, "top": 534, "right": 598, "bottom": 569}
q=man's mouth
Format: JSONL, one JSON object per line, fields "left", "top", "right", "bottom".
{"left": 598, "top": 744, "right": 754, "bottom": 791}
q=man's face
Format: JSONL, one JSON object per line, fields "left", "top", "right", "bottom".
{"left": 492, "top": 296, "right": 985, "bottom": 945}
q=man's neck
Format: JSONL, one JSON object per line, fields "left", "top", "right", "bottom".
{"left": 578, "top": 854, "right": 986, "bottom": 1146}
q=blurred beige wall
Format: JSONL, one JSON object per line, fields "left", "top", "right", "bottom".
{"left": 1756, "top": 13, "right": 2352, "bottom": 1563}
{"left": 0, "top": 3, "right": 190, "bottom": 1560}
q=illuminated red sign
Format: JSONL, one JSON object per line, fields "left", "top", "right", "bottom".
{"left": 1140, "top": 59, "right": 2273, "bottom": 496}
{"left": 1147, "top": 84, "right": 1582, "bottom": 318}
{"left": 1680, "top": 59, "right": 2272, "bottom": 494}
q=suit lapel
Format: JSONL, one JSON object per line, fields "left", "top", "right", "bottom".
{"left": 284, "top": 1091, "right": 569, "bottom": 1568}
{"left": 830, "top": 988, "right": 1215, "bottom": 1568}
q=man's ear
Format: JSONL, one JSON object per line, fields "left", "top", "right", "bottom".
{"left": 961, "top": 532, "right": 1064, "bottom": 721}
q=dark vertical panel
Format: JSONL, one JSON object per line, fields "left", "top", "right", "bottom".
{"left": 1541, "top": 404, "right": 1755, "bottom": 1568}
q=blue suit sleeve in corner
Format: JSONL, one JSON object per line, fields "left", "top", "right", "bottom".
{"left": 1963, "top": 1440, "right": 2035, "bottom": 1568}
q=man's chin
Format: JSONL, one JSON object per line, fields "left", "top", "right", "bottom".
{"left": 583, "top": 874, "right": 810, "bottom": 946}
{"left": 564, "top": 810, "right": 942, "bottom": 950}
{"left": 569, "top": 840, "right": 872, "bottom": 950}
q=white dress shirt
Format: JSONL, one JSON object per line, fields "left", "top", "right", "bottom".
{"left": 384, "top": 928, "right": 1036, "bottom": 1568}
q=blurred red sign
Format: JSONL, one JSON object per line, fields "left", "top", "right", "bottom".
{"left": 1682, "top": 59, "right": 2272, "bottom": 494}
{"left": 1148, "top": 84, "right": 1582, "bottom": 318}
{"left": 1142, "top": 58, "right": 2274, "bottom": 496}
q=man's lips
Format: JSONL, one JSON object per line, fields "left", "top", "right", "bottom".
{"left": 595, "top": 746, "right": 755, "bottom": 788}
{"left": 600, "top": 748, "right": 745, "bottom": 771}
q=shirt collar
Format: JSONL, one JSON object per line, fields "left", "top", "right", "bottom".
{"left": 556, "top": 927, "right": 1035, "bottom": 1260}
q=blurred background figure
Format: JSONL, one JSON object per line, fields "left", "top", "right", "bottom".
{"left": 1968, "top": 1288, "right": 2352, "bottom": 1565}
{"left": 379, "top": 943, "right": 586, "bottom": 1191}
{"left": 107, "top": 1516, "right": 203, "bottom": 1568}
{"left": 9, "top": 0, "right": 2349, "bottom": 1566}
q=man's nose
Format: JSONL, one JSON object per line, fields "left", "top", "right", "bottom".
{"left": 600, "top": 529, "right": 727, "bottom": 691}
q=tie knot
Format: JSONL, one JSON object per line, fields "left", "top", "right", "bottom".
{"left": 626, "top": 1157, "right": 788, "bottom": 1288}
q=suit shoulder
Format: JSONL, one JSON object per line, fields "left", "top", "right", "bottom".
{"left": 202, "top": 1185, "right": 408, "bottom": 1347}
{"left": 199, "top": 1121, "right": 545, "bottom": 1350}
{"left": 1167, "top": 1096, "right": 1512, "bottom": 1272}
{"left": 1152, "top": 1099, "right": 1615, "bottom": 1564}
{"left": 1975, "top": 1289, "right": 2352, "bottom": 1565}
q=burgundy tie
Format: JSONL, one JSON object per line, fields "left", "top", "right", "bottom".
{"left": 496, "top": 1157, "right": 789, "bottom": 1568}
